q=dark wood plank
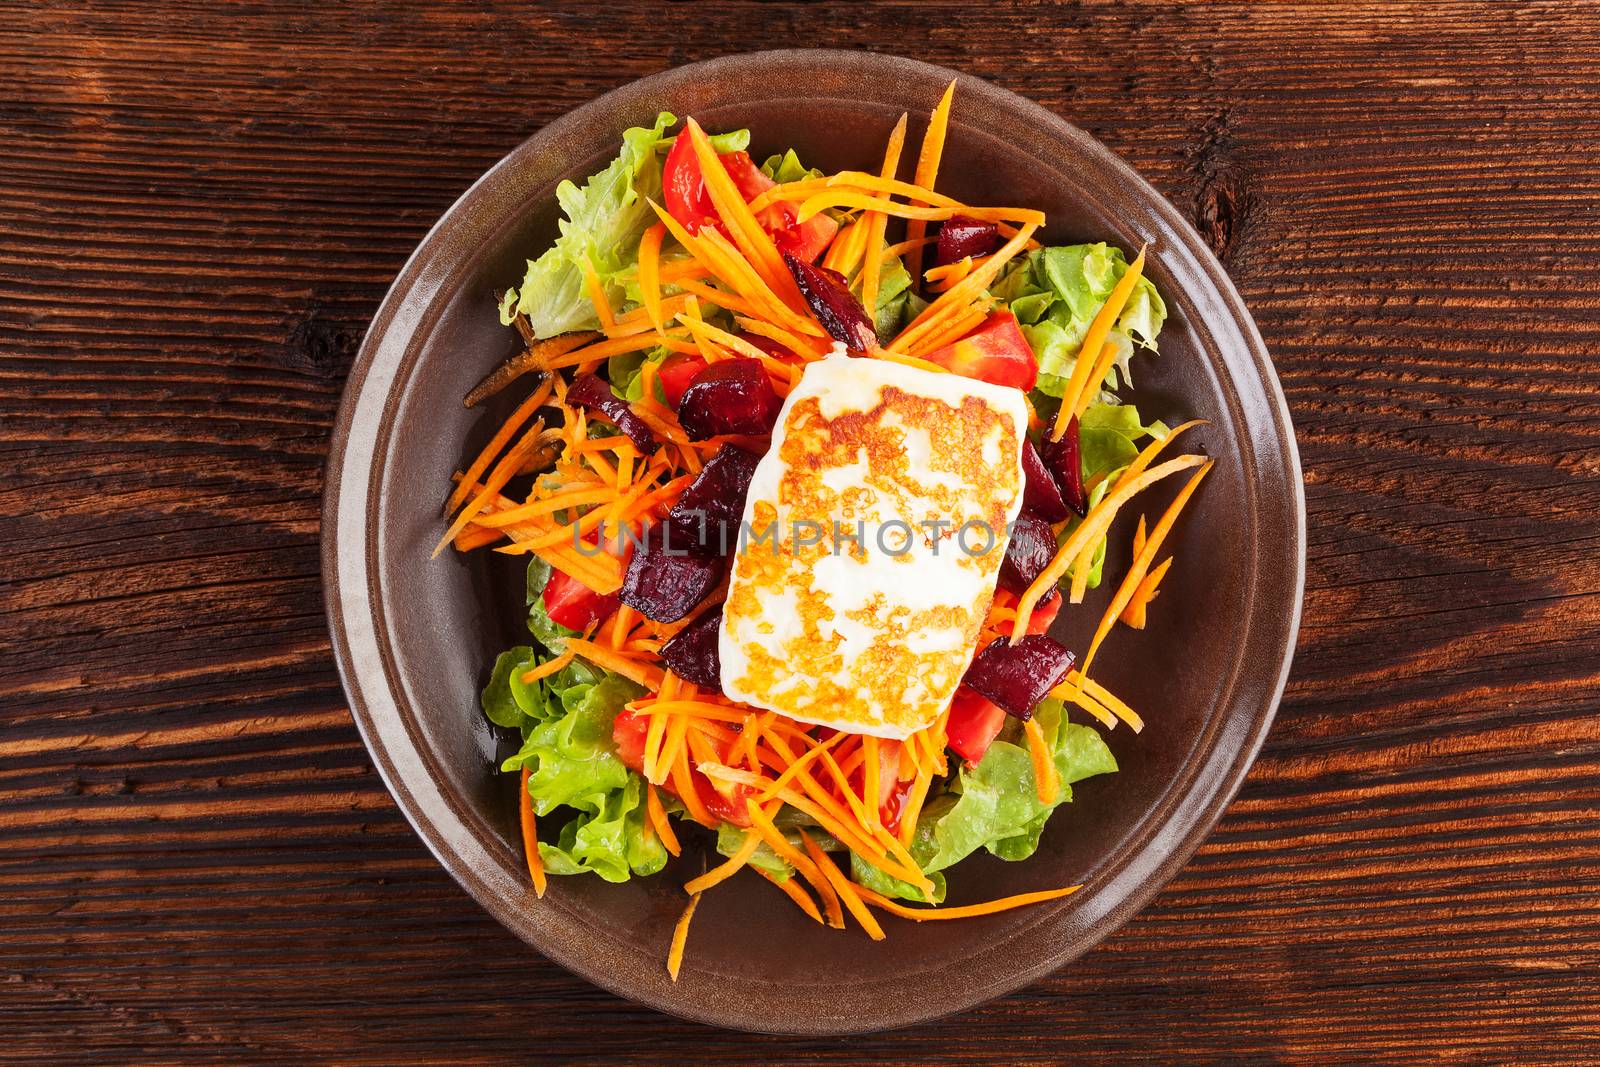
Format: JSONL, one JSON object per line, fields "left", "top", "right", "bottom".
{"left": 3, "top": 1, "right": 1598, "bottom": 1062}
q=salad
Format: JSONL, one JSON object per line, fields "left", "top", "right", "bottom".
{"left": 438, "top": 83, "right": 1210, "bottom": 980}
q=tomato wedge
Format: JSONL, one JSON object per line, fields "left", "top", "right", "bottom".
{"left": 543, "top": 568, "right": 620, "bottom": 631}
{"left": 920, "top": 309, "right": 1039, "bottom": 391}
{"left": 657, "top": 352, "right": 708, "bottom": 409}
{"left": 945, "top": 688, "right": 1009, "bottom": 767}
{"left": 612, "top": 708, "right": 650, "bottom": 772}
{"left": 662, "top": 127, "right": 838, "bottom": 263}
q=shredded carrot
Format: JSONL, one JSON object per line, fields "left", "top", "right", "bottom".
{"left": 563, "top": 637, "right": 665, "bottom": 691}
{"left": 893, "top": 222, "right": 1037, "bottom": 354}
{"left": 904, "top": 79, "right": 956, "bottom": 286}
{"left": 1082, "top": 460, "right": 1213, "bottom": 675}
{"left": 1132, "top": 513, "right": 1148, "bottom": 561}
{"left": 1051, "top": 246, "right": 1147, "bottom": 439}
{"left": 683, "top": 828, "right": 764, "bottom": 894}
{"left": 445, "top": 375, "right": 556, "bottom": 517}
{"left": 1023, "top": 717, "right": 1060, "bottom": 805}
{"left": 796, "top": 191, "right": 1044, "bottom": 228}
{"left": 862, "top": 736, "right": 882, "bottom": 832}
{"left": 470, "top": 484, "right": 617, "bottom": 529}
{"left": 672, "top": 743, "right": 717, "bottom": 829}
{"left": 742, "top": 799, "right": 846, "bottom": 929}
{"left": 860, "top": 113, "right": 908, "bottom": 319}
{"left": 666, "top": 892, "right": 700, "bottom": 981}
{"left": 518, "top": 767, "right": 546, "bottom": 898}
{"left": 1069, "top": 671, "right": 1144, "bottom": 732}
{"left": 1050, "top": 677, "right": 1119, "bottom": 729}
{"left": 518, "top": 649, "right": 575, "bottom": 686}
{"left": 685, "top": 118, "right": 805, "bottom": 311}
{"left": 638, "top": 222, "right": 666, "bottom": 333}
{"left": 453, "top": 525, "right": 502, "bottom": 552}
{"left": 853, "top": 882, "right": 1081, "bottom": 921}
{"left": 644, "top": 784, "right": 680, "bottom": 857}
{"left": 759, "top": 868, "right": 824, "bottom": 924}
{"left": 1011, "top": 454, "right": 1206, "bottom": 642}
{"left": 580, "top": 255, "right": 616, "bottom": 331}
{"left": 801, "top": 832, "right": 885, "bottom": 940}
{"left": 432, "top": 422, "right": 552, "bottom": 558}
{"left": 1121, "top": 555, "right": 1173, "bottom": 629}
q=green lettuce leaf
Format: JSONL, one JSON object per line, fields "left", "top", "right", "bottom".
{"left": 996, "top": 243, "right": 1167, "bottom": 398}
{"left": 495, "top": 656, "right": 662, "bottom": 883}
{"left": 760, "top": 149, "right": 821, "bottom": 185}
{"left": 481, "top": 646, "right": 538, "bottom": 730}
{"left": 539, "top": 775, "right": 666, "bottom": 883}
{"left": 501, "top": 112, "right": 675, "bottom": 339}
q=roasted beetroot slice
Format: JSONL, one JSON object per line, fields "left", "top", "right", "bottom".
{"left": 660, "top": 607, "right": 723, "bottom": 690}
{"left": 1021, "top": 439, "right": 1071, "bottom": 523}
{"left": 935, "top": 216, "right": 1002, "bottom": 268}
{"left": 962, "top": 634, "right": 1076, "bottom": 720}
{"left": 1041, "top": 417, "right": 1088, "bottom": 517}
{"left": 619, "top": 520, "right": 726, "bottom": 623}
{"left": 668, "top": 445, "right": 760, "bottom": 556}
{"left": 677, "top": 359, "right": 782, "bottom": 441}
{"left": 999, "top": 511, "right": 1058, "bottom": 594}
{"left": 783, "top": 251, "right": 876, "bottom": 350}
{"left": 566, "top": 373, "right": 659, "bottom": 455}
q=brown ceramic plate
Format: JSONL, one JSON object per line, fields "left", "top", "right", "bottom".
{"left": 323, "top": 50, "right": 1303, "bottom": 1034}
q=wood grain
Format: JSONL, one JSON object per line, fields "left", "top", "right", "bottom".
{"left": 4, "top": 1, "right": 1599, "bottom": 1062}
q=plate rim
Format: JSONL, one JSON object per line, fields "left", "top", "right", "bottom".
{"left": 322, "top": 48, "right": 1305, "bottom": 1034}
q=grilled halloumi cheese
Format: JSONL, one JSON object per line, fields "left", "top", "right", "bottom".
{"left": 719, "top": 353, "right": 1027, "bottom": 739}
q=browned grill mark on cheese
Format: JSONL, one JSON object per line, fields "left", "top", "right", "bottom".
{"left": 725, "top": 378, "right": 1021, "bottom": 736}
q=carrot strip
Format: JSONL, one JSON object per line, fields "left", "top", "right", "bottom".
{"left": 1010, "top": 454, "right": 1206, "bottom": 642}
{"left": 685, "top": 117, "right": 805, "bottom": 310}
{"left": 907, "top": 79, "right": 954, "bottom": 286}
{"left": 672, "top": 741, "right": 717, "bottom": 829}
{"left": 645, "top": 784, "right": 680, "bottom": 857}
{"left": 853, "top": 882, "right": 1081, "bottom": 921}
{"left": 743, "top": 799, "right": 846, "bottom": 929}
{"left": 1023, "top": 717, "right": 1059, "bottom": 805}
{"left": 1082, "top": 460, "right": 1213, "bottom": 676}
{"left": 1069, "top": 671, "right": 1144, "bottom": 732}
{"left": 672, "top": 276, "right": 760, "bottom": 318}
{"left": 666, "top": 892, "right": 700, "bottom": 981}
{"left": 683, "top": 829, "right": 764, "bottom": 894}
{"left": 469, "top": 485, "right": 617, "bottom": 529}
{"left": 1122, "top": 555, "right": 1173, "bottom": 629}
{"left": 432, "top": 422, "right": 551, "bottom": 558}
{"left": 1051, "top": 246, "right": 1147, "bottom": 439}
{"left": 759, "top": 868, "right": 824, "bottom": 924}
{"left": 801, "top": 832, "right": 886, "bottom": 941}
{"left": 638, "top": 222, "right": 666, "bottom": 334}
{"left": 796, "top": 191, "right": 1044, "bottom": 228}
{"left": 518, "top": 650, "right": 575, "bottom": 686}
{"left": 580, "top": 256, "right": 616, "bottom": 331}
{"left": 562, "top": 637, "right": 666, "bottom": 691}
{"left": 824, "top": 217, "right": 869, "bottom": 277}
{"left": 862, "top": 736, "right": 882, "bottom": 832}
{"left": 453, "top": 525, "right": 502, "bottom": 552}
{"left": 860, "top": 113, "right": 908, "bottom": 318}
{"left": 518, "top": 767, "right": 546, "bottom": 898}
{"left": 445, "top": 374, "right": 555, "bottom": 516}
{"left": 1049, "top": 677, "right": 1119, "bottom": 729}
{"left": 757, "top": 731, "right": 847, "bottom": 801}
{"left": 892, "top": 223, "right": 1036, "bottom": 354}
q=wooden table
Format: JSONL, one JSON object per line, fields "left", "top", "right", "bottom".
{"left": 6, "top": 3, "right": 1598, "bottom": 1061}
